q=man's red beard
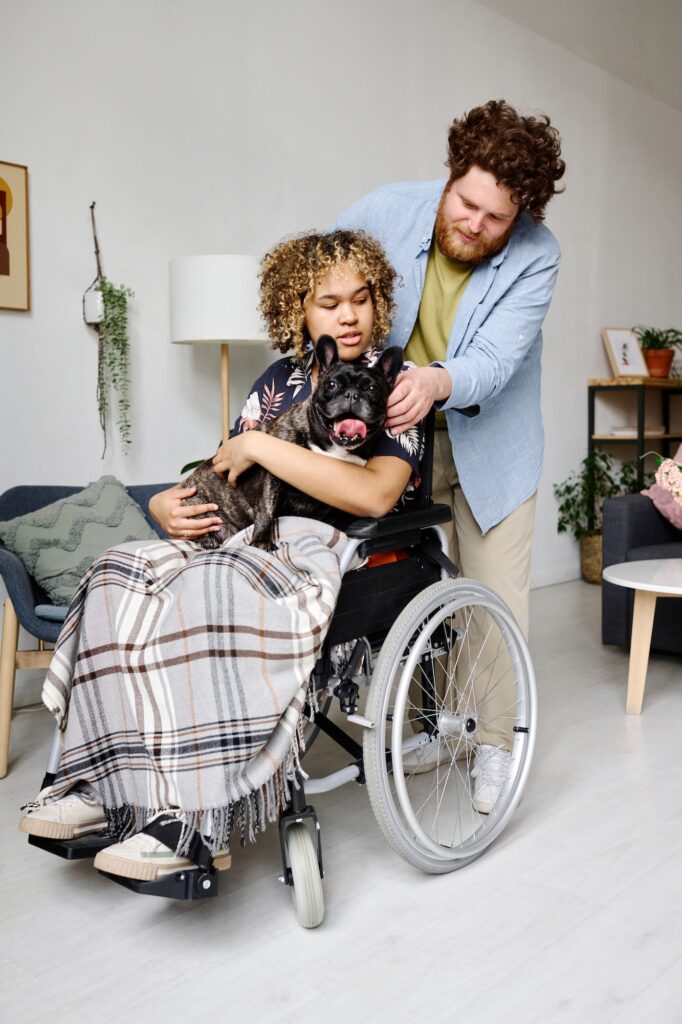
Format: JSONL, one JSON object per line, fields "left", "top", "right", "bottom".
{"left": 434, "top": 191, "right": 516, "bottom": 265}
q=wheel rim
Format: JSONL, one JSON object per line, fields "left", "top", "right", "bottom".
{"left": 370, "top": 581, "right": 536, "bottom": 864}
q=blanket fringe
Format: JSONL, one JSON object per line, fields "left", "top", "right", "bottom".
{"left": 32, "top": 681, "right": 313, "bottom": 858}
{"left": 27, "top": 658, "right": 332, "bottom": 869}
{"left": 101, "top": 750, "right": 300, "bottom": 857}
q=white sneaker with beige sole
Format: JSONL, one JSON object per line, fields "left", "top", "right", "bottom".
{"left": 94, "top": 816, "right": 231, "bottom": 881}
{"left": 19, "top": 791, "right": 107, "bottom": 841}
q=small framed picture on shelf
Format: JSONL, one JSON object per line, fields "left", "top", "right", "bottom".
{"left": 601, "top": 327, "right": 648, "bottom": 378}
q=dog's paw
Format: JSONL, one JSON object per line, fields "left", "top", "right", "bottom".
{"left": 249, "top": 537, "right": 278, "bottom": 553}
{"left": 195, "top": 534, "right": 223, "bottom": 551}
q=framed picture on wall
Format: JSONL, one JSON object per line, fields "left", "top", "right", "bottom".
{"left": 601, "top": 327, "right": 648, "bottom": 377}
{"left": 0, "top": 161, "right": 30, "bottom": 312}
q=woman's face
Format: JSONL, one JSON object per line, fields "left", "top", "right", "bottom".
{"left": 304, "top": 263, "right": 374, "bottom": 361}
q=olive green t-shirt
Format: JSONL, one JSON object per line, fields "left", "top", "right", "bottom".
{"left": 404, "top": 242, "right": 474, "bottom": 427}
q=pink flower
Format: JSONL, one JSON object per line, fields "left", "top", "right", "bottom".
{"left": 655, "top": 459, "right": 682, "bottom": 505}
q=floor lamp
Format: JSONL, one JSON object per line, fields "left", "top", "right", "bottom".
{"left": 169, "top": 255, "right": 268, "bottom": 441}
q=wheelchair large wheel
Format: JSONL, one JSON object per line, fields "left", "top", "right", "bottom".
{"left": 363, "top": 578, "right": 536, "bottom": 873}
{"left": 285, "top": 823, "right": 324, "bottom": 928}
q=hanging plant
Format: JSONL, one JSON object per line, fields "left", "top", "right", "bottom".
{"left": 95, "top": 275, "right": 134, "bottom": 453}
{"left": 84, "top": 202, "right": 134, "bottom": 455}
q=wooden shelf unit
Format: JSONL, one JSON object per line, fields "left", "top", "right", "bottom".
{"left": 588, "top": 377, "right": 682, "bottom": 490}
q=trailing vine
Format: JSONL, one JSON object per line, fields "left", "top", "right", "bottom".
{"left": 96, "top": 276, "right": 134, "bottom": 454}
{"left": 87, "top": 202, "right": 134, "bottom": 456}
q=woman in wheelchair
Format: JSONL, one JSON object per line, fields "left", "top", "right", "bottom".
{"left": 19, "top": 230, "right": 425, "bottom": 875}
{"left": 20, "top": 229, "right": 536, "bottom": 928}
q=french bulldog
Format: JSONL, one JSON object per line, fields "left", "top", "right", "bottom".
{"left": 181, "top": 335, "right": 404, "bottom": 551}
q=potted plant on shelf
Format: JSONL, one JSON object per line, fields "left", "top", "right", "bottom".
{"left": 553, "top": 450, "right": 640, "bottom": 583}
{"left": 632, "top": 325, "right": 682, "bottom": 379}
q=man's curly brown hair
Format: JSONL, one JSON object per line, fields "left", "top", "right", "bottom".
{"left": 259, "top": 229, "right": 396, "bottom": 360}
{"left": 447, "top": 99, "right": 565, "bottom": 222}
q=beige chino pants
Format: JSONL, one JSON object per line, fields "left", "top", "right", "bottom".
{"left": 431, "top": 430, "right": 537, "bottom": 748}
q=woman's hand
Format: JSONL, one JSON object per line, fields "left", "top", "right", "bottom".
{"left": 148, "top": 485, "right": 223, "bottom": 540}
{"left": 386, "top": 366, "right": 452, "bottom": 432}
{"left": 212, "top": 433, "right": 259, "bottom": 485}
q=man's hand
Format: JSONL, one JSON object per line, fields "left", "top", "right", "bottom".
{"left": 212, "top": 432, "right": 258, "bottom": 485}
{"left": 148, "top": 486, "right": 222, "bottom": 540}
{"left": 386, "top": 366, "right": 452, "bottom": 432}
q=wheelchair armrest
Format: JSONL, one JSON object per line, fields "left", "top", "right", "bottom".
{"left": 345, "top": 503, "right": 452, "bottom": 541}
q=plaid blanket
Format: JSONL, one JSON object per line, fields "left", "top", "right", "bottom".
{"left": 38, "top": 518, "right": 349, "bottom": 853}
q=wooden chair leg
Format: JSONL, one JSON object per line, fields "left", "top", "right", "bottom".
{"left": 0, "top": 598, "right": 19, "bottom": 779}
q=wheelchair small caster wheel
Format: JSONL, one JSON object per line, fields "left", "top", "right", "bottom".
{"left": 285, "top": 823, "right": 324, "bottom": 928}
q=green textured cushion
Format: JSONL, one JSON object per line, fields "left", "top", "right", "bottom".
{"left": 0, "top": 476, "right": 157, "bottom": 605}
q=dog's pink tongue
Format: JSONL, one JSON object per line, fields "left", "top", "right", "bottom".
{"left": 334, "top": 419, "right": 367, "bottom": 439}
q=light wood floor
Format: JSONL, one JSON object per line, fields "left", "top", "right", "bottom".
{"left": 1, "top": 580, "right": 681, "bottom": 1024}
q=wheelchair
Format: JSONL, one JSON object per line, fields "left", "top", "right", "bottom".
{"left": 24, "top": 414, "right": 537, "bottom": 929}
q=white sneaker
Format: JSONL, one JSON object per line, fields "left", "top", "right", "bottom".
{"left": 470, "top": 745, "right": 510, "bottom": 814}
{"left": 19, "top": 791, "right": 107, "bottom": 840}
{"left": 94, "top": 825, "right": 231, "bottom": 881}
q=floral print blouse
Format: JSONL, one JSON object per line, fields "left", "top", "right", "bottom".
{"left": 235, "top": 349, "right": 426, "bottom": 512}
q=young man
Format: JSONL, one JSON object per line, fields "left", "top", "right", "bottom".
{"left": 335, "top": 99, "right": 565, "bottom": 811}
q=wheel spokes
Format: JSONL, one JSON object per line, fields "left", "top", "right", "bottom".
{"left": 388, "top": 598, "right": 528, "bottom": 856}
{"left": 363, "top": 579, "right": 536, "bottom": 872}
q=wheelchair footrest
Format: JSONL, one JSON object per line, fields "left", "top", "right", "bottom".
{"left": 27, "top": 832, "right": 116, "bottom": 860}
{"left": 98, "top": 866, "right": 220, "bottom": 901}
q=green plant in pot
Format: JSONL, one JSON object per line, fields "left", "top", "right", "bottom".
{"left": 553, "top": 450, "right": 640, "bottom": 584}
{"left": 632, "top": 325, "right": 682, "bottom": 379}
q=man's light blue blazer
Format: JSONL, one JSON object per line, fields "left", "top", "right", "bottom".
{"left": 335, "top": 179, "right": 561, "bottom": 534}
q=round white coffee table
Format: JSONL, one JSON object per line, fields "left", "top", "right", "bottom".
{"left": 603, "top": 558, "right": 682, "bottom": 714}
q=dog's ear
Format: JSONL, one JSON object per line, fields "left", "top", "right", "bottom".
{"left": 315, "top": 335, "right": 339, "bottom": 373}
{"left": 376, "top": 346, "right": 404, "bottom": 387}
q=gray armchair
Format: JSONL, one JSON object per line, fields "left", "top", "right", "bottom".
{"left": 602, "top": 493, "right": 682, "bottom": 653}
{"left": 0, "top": 484, "right": 172, "bottom": 778}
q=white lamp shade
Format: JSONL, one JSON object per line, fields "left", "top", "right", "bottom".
{"left": 169, "top": 254, "right": 268, "bottom": 344}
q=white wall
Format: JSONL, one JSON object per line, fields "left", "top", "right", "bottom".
{"left": 475, "top": 0, "right": 682, "bottom": 112}
{"left": 3, "top": 0, "right": 682, "bottom": 592}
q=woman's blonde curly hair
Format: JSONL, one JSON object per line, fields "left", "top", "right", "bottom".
{"left": 259, "top": 229, "right": 396, "bottom": 360}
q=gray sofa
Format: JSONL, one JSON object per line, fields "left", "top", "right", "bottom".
{"left": 602, "top": 493, "right": 682, "bottom": 653}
